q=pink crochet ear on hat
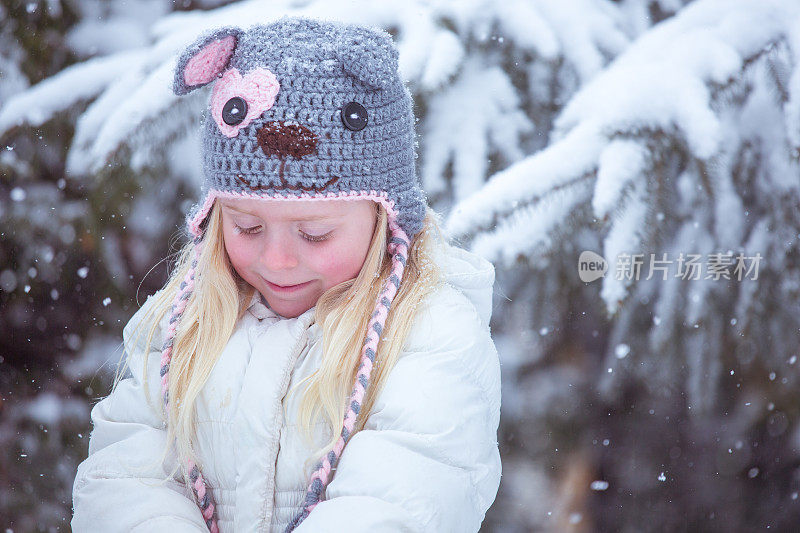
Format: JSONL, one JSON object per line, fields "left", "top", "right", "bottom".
{"left": 184, "top": 35, "right": 237, "bottom": 87}
{"left": 210, "top": 67, "right": 280, "bottom": 137}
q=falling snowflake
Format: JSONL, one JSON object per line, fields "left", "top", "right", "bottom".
{"left": 10, "top": 187, "right": 26, "bottom": 201}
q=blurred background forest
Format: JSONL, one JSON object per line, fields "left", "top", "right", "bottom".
{"left": 2, "top": 0, "right": 800, "bottom": 531}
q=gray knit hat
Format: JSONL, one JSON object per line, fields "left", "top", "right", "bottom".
{"left": 173, "top": 15, "right": 425, "bottom": 240}
{"left": 166, "top": 16, "right": 425, "bottom": 533}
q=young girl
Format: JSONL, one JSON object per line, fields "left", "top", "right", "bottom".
{"left": 72, "top": 16, "right": 501, "bottom": 532}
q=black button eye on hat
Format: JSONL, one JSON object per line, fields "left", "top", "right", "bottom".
{"left": 222, "top": 97, "right": 248, "bottom": 126}
{"left": 341, "top": 101, "right": 368, "bottom": 131}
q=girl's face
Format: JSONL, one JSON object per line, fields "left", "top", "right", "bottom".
{"left": 219, "top": 198, "right": 377, "bottom": 318}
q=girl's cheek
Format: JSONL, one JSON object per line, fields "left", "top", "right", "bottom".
{"left": 304, "top": 246, "right": 329, "bottom": 268}
{"left": 308, "top": 248, "right": 345, "bottom": 276}
{"left": 224, "top": 230, "right": 255, "bottom": 265}
{"left": 324, "top": 249, "right": 366, "bottom": 280}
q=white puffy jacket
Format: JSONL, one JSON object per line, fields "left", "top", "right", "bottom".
{"left": 71, "top": 242, "right": 502, "bottom": 532}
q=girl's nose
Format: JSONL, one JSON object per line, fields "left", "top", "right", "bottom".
{"left": 260, "top": 231, "right": 299, "bottom": 271}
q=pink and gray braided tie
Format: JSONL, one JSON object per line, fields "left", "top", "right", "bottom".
{"left": 159, "top": 236, "right": 221, "bottom": 533}
{"left": 284, "top": 225, "right": 410, "bottom": 532}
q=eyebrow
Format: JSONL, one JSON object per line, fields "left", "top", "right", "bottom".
{"left": 219, "top": 202, "right": 342, "bottom": 221}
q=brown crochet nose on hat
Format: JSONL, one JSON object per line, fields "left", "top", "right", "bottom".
{"left": 255, "top": 120, "right": 325, "bottom": 186}
{"left": 256, "top": 120, "right": 318, "bottom": 160}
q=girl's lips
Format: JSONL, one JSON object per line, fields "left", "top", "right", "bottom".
{"left": 264, "top": 279, "right": 312, "bottom": 293}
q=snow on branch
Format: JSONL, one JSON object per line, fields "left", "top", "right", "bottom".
{"left": 419, "top": 0, "right": 630, "bottom": 202}
{"left": 421, "top": 57, "right": 534, "bottom": 201}
{"left": 447, "top": 0, "right": 800, "bottom": 300}
{"left": 0, "top": 51, "right": 147, "bottom": 134}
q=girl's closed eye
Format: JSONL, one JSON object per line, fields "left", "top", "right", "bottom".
{"left": 233, "top": 224, "right": 261, "bottom": 236}
{"left": 300, "top": 229, "right": 333, "bottom": 242}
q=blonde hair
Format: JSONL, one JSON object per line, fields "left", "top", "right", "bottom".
{"left": 118, "top": 200, "right": 443, "bottom": 482}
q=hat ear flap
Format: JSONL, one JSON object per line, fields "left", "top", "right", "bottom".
{"left": 336, "top": 27, "right": 399, "bottom": 90}
{"left": 173, "top": 27, "right": 242, "bottom": 95}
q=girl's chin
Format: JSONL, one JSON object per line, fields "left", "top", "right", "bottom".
{"left": 269, "top": 302, "right": 313, "bottom": 319}
{"left": 253, "top": 277, "right": 323, "bottom": 318}
{"left": 262, "top": 292, "right": 317, "bottom": 318}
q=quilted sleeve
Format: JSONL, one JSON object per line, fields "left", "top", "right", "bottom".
{"left": 294, "top": 284, "right": 502, "bottom": 532}
{"left": 71, "top": 293, "right": 208, "bottom": 532}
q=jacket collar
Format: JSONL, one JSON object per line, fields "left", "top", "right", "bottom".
{"left": 246, "top": 290, "right": 321, "bottom": 342}
{"left": 246, "top": 290, "right": 276, "bottom": 321}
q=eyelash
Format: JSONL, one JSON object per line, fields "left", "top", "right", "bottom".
{"left": 233, "top": 224, "right": 331, "bottom": 242}
{"left": 300, "top": 230, "right": 331, "bottom": 242}
{"left": 234, "top": 225, "right": 259, "bottom": 235}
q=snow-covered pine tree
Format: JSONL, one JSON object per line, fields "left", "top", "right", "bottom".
{"left": 448, "top": 1, "right": 800, "bottom": 530}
